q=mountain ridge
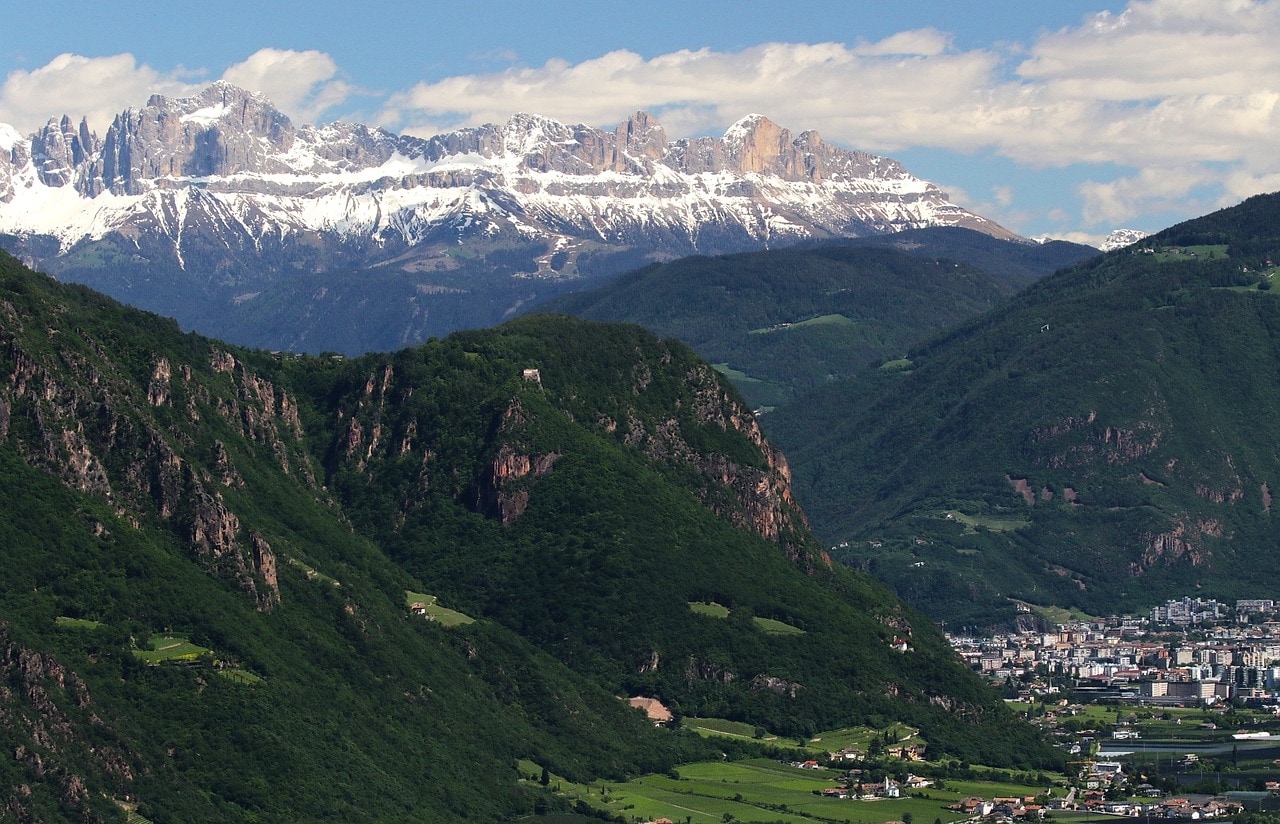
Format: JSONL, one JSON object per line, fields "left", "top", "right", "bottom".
{"left": 1, "top": 82, "right": 1019, "bottom": 354}
{"left": 765, "top": 192, "right": 1280, "bottom": 628}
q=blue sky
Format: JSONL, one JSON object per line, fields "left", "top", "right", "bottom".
{"left": 5, "top": 0, "right": 1279, "bottom": 244}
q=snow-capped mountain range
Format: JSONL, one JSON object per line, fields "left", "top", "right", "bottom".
{"left": 0, "top": 81, "right": 1021, "bottom": 352}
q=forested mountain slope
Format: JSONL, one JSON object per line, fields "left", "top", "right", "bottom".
{"left": 535, "top": 233, "right": 1096, "bottom": 407}
{"left": 0, "top": 251, "right": 1052, "bottom": 821}
{"left": 768, "top": 193, "right": 1280, "bottom": 628}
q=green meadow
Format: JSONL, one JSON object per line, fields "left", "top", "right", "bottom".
{"left": 405, "top": 591, "right": 475, "bottom": 626}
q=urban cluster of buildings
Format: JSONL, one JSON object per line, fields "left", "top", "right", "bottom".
{"left": 949, "top": 598, "right": 1280, "bottom": 704}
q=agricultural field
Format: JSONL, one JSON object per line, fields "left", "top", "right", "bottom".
{"left": 130, "top": 633, "right": 263, "bottom": 683}
{"left": 689, "top": 601, "right": 731, "bottom": 619}
{"left": 544, "top": 757, "right": 1052, "bottom": 824}
{"left": 55, "top": 616, "right": 105, "bottom": 630}
{"left": 132, "top": 634, "right": 212, "bottom": 664}
{"left": 712, "top": 363, "right": 767, "bottom": 387}
{"left": 404, "top": 591, "right": 474, "bottom": 626}
{"left": 752, "top": 616, "right": 806, "bottom": 635}
{"left": 941, "top": 510, "right": 1028, "bottom": 534}
{"left": 1152, "top": 244, "right": 1229, "bottom": 262}
{"left": 287, "top": 557, "right": 340, "bottom": 586}
{"left": 688, "top": 602, "right": 804, "bottom": 635}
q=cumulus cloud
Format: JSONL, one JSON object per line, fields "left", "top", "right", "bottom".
{"left": 5, "top": 1, "right": 1280, "bottom": 233}
{"left": 222, "top": 49, "right": 355, "bottom": 123}
{"left": 0, "top": 53, "right": 199, "bottom": 133}
{"left": 374, "top": 0, "right": 1280, "bottom": 228}
{"left": 377, "top": 40, "right": 1000, "bottom": 150}
{"left": 0, "top": 48, "right": 357, "bottom": 136}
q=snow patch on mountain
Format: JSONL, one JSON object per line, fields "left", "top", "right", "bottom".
{"left": 1101, "top": 228, "right": 1149, "bottom": 252}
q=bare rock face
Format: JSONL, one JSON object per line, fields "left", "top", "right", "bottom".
{"left": 475, "top": 399, "right": 560, "bottom": 524}
{"left": 0, "top": 625, "right": 138, "bottom": 821}
{"left": 88, "top": 82, "right": 297, "bottom": 196}
{"left": 0, "top": 318, "right": 304, "bottom": 611}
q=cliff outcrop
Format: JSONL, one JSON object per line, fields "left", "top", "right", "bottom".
{"left": 0, "top": 305, "right": 305, "bottom": 610}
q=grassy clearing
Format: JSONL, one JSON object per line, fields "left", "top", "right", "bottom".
{"left": 749, "top": 314, "right": 857, "bottom": 335}
{"left": 405, "top": 591, "right": 474, "bottom": 626}
{"left": 805, "top": 723, "right": 920, "bottom": 753}
{"left": 1152, "top": 244, "right": 1229, "bottom": 262}
{"left": 1017, "top": 602, "right": 1094, "bottom": 624}
{"left": 55, "top": 616, "right": 104, "bottom": 630}
{"left": 132, "top": 634, "right": 212, "bottom": 664}
{"left": 942, "top": 510, "right": 1028, "bottom": 533}
{"left": 689, "top": 601, "right": 730, "bottom": 618}
{"left": 689, "top": 603, "right": 803, "bottom": 635}
{"left": 287, "top": 557, "right": 340, "bottom": 587}
{"left": 684, "top": 717, "right": 762, "bottom": 740}
{"left": 216, "top": 669, "right": 264, "bottom": 685}
{"left": 880, "top": 358, "right": 913, "bottom": 371}
{"left": 752, "top": 616, "right": 806, "bottom": 635}
{"left": 711, "top": 363, "right": 767, "bottom": 386}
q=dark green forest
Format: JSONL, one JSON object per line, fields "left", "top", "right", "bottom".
{"left": 0, "top": 251, "right": 1052, "bottom": 822}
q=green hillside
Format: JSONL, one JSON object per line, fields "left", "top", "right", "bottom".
{"left": 767, "top": 193, "right": 1280, "bottom": 628}
{"left": 536, "top": 233, "right": 1096, "bottom": 408}
{"left": 0, "top": 252, "right": 1052, "bottom": 821}
{"left": 535, "top": 243, "right": 1026, "bottom": 407}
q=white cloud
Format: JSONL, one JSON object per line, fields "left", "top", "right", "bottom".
{"left": 1077, "top": 165, "right": 1216, "bottom": 226}
{"left": 0, "top": 49, "right": 358, "bottom": 137}
{"left": 375, "top": 0, "right": 1280, "bottom": 205}
{"left": 376, "top": 41, "right": 1001, "bottom": 150}
{"left": 221, "top": 49, "right": 355, "bottom": 124}
{"left": 0, "top": 53, "right": 200, "bottom": 133}
{"left": 4, "top": 1, "right": 1280, "bottom": 235}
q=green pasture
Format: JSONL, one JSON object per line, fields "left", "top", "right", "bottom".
{"left": 942, "top": 510, "right": 1028, "bottom": 533}
{"left": 55, "top": 616, "right": 104, "bottom": 630}
{"left": 879, "top": 358, "right": 913, "bottom": 371}
{"left": 216, "top": 668, "right": 264, "bottom": 685}
{"left": 684, "top": 717, "right": 766, "bottom": 740}
{"left": 132, "top": 634, "right": 212, "bottom": 664}
{"left": 557, "top": 757, "right": 982, "bottom": 824}
{"left": 287, "top": 557, "right": 340, "bottom": 587}
{"left": 752, "top": 616, "right": 805, "bottom": 635}
{"left": 806, "top": 723, "right": 920, "bottom": 753}
{"left": 1016, "top": 603, "right": 1094, "bottom": 624}
{"left": 688, "top": 602, "right": 804, "bottom": 634}
{"left": 712, "top": 363, "right": 766, "bottom": 386}
{"left": 689, "top": 601, "right": 730, "bottom": 618}
{"left": 1152, "top": 244, "right": 1228, "bottom": 262}
{"left": 749, "top": 314, "right": 857, "bottom": 335}
{"left": 405, "top": 591, "right": 474, "bottom": 626}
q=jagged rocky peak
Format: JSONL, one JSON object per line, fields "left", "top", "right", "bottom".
{"left": 722, "top": 113, "right": 791, "bottom": 174}
{"left": 89, "top": 81, "right": 298, "bottom": 195}
{"left": 615, "top": 110, "right": 666, "bottom": 160}
{"left": 31, "top": 114, "right": 96, "bottom": 187}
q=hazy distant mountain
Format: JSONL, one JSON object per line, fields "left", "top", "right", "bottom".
{"left": 535, "top": 229, "right": 1098, "bottom": 406}
{"left": 0, "top": 82, "right": 1017, "bottom": 353}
